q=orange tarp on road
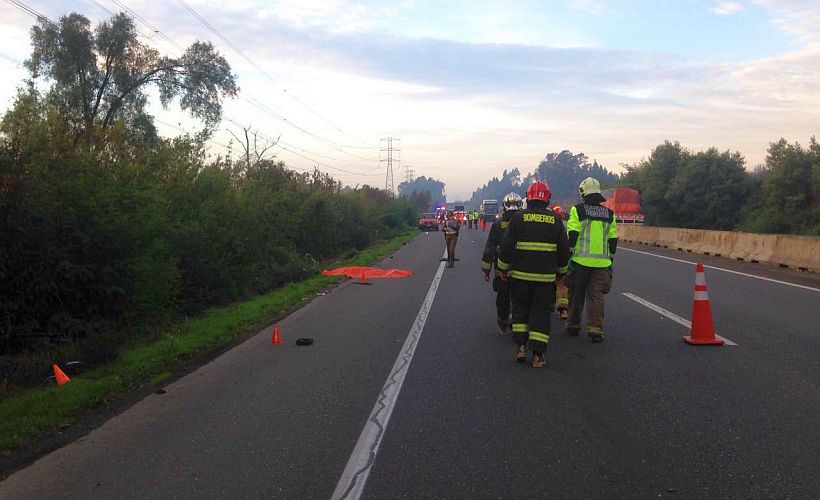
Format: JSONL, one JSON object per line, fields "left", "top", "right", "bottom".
{"left": 321, "top": 267, "right": 414, "bottom": 279}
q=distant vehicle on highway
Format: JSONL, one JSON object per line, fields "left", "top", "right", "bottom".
{"left": 602, "top": 188, "right": 644, "bottom": 224}
{"left": 418, "top": 212, "right": 439, "bottom": 231}
{"left": 480, "top": 199, "right": 499, "bottom": 224}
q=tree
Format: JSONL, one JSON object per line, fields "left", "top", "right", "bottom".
{"left": 637, "top": 141, "right": 687, "bottom": 226}
{"left": 397, "top": 176, "right": 446, "bottom": 207}
{"left": 25, "top": 12, "right": 237, "bottom": 147}
{"left": 664, "top": 148, "right": 750, "bottom": 230}
{"left": 533, "top": 151, "right": 618, "bottom": 205}
{"left": 745, "top": 137, "right": 820, "bottom": 234}
{"left": 469, "top": 168, "right": 524, "bottom": 209}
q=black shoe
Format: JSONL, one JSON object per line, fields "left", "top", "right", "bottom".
{"left": 588, "top": 332, "right": 604, "bottom": 343}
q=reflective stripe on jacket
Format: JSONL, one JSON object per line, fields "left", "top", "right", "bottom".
{"left": 497, "top": 205, "right": 570, "bottom": 283}
{"left": 566, "top": 203, "right": 618, "bottom": 268}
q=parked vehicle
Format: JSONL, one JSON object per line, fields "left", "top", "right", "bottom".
{"left": 418, "top": 212, "right": 440, "bottom": 231}
{"left": 601, "top": 188, "right": 644, "bottom": 224}
{"left": 480, "top": 199, "right": 500, "bottom": 224}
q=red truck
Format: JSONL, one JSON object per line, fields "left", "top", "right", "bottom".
{"left": 601, "top": 188, "right": 644, "bottom": 224}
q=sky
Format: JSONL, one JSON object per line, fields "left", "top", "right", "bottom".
{"left": 1, "top": 0, "right": 818, "bottom": 200}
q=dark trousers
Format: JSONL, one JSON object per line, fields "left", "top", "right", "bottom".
{"left": 445, "top": 235, "right": 457, "bottom": 266}
{"left": 493, "top": 276, "right": 511, "bottom": 327}
{"left": 566, "top": 265, "right": 612, "bottom": 335}
{"left": 510, "top": 279, "right": 555, "bottom": 353}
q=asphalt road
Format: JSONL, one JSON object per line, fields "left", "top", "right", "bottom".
{"left": 2, "top": 228, "right": 819, "bottom": 499}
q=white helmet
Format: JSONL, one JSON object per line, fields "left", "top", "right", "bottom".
{"left": 502, "top": 192, "right": 523, "bottom": 211}
{"left": 578, "top": 177, "right": 601, "bottom": 197}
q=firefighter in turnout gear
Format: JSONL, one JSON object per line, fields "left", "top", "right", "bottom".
{"left": 551, "top": 205, "right": 570, "bottom": 319}
{"left": 482, "top": 192, "right": 523, "bottom": 336}
{"left": 497, "top": 181, "right": 570, "bottom": 368}
{"left": 443, "top": 213, "right": 460, "bottom": 268}
{"left": 565, "top": 177, "right": 618, "bottom": 342}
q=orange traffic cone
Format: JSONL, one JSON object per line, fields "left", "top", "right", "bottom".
{"left": 271, "top": 324, "right": 282, "bottom": 345}
{"left": 683, "top": 263, "right": 723, "bottom": 345}
{"left": 53, "top": 363, "right": 71, "bottom": 386}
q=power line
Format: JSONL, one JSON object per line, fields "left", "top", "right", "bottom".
{"left": 102, "top": 1, "right": 378, "bottom": 159}
{"left": 5, "top": 0, "right": 382, "bottom": 177}
{"left": 0, "top": 51, "right": 23, "bottom": 66}
{"left": 221, "top": 119, "right": 379, "bottom": 177}
{"left": 173, "top": 0, "right": 375, "bottom": 149}
{"left": 110, "top": 0, "right": 186, "bottom": 53}
{"left": 5, "top": 0, "right": 55, "bottom": 25}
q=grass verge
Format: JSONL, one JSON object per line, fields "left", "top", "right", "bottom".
{"left": 0, "top": 230, "right": 417, "bottom": 454}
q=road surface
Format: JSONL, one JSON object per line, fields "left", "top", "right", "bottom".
{"left": 2, "top": 229, "right": 819, "bottom": 499}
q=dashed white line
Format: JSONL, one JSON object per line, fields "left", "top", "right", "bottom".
{"left": 620, "top": 247, "right": 819, "bottom": 293}
{"left": 331, "top": 254, "right": 447, "bottom": 500}
{"left": 622, "top": 292, "right": 738, "bottom": 346}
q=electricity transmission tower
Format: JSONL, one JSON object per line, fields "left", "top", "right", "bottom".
{"left": 380, "top": 137, "right": 400, "bottom": 195}
{"left": 404, "top": 165, "right": 415, "bottom": 184}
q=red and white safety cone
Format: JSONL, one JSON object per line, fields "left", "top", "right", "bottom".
{"left": 683, "top": 263, "right": 723, "bottom": 346}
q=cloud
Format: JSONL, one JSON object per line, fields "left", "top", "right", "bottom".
{"left": 568, "top": 0, "right": 609, "bottom": 15}
{"left": 754, "top": 0, "right": 820, "bottom": 46}
{"left": 711, "top": 2, "right": 745, "bottom": 15}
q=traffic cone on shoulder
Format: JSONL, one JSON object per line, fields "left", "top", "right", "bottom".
{"left": 683, "top": 263, "right": 723, "bottom": 346}
{"left": 271, "top": 324, "right": 282, "bottom": 345}
{"left": 53, "top": 363, "right": 71, "bottom": 386}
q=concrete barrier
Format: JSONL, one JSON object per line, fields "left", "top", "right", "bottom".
{"left": 772, "top": 235, "right": 819, "bottom": 271}
{"left": 615, "top": 225, "right": 819, "bottom": 273}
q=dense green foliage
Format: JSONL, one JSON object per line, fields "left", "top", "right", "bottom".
{"left": 0, "top": 12, "right": 416, "bottom": 391}
{"left": 468, "top": 151, "right": 618, "bottom": 209}
{"left": 397, "top": 175, "right": 446, "bottom": 210}
{"left": 468, "top": 168, "right": 525, "bottom": 209}
{"left": 619, "top": 139, "right": 819, "bottom": 233}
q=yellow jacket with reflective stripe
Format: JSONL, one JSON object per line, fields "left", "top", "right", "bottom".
{"left": 497, "top": 205, "right": 570, "bottom": 283}
{"left": 566, "top": 203, "right": 618, "bottom": 268}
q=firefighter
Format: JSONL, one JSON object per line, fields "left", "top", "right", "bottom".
{"left": 443, "top": 212, "right": 460, "bottom": 268}
{"left": 551, "top": 205, "right": 570, "bottom": 320}
{"left": 481, "top": 192, "right": 523, "bottom": 336}
{"left": 565, "top": 177, "right": 618, "bottom": 342}
{"left": 468, "top": 210, "right": 474, "bottom": 229}
{"left": 497, "top": 181, "right": 570, "bottom": 368}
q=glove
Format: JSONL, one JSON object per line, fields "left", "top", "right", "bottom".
{"left": 500, "top": 271, "right": 509, "bottom": 282}
{"left": 482, "top": 271, "right": 490, "bottom": 282}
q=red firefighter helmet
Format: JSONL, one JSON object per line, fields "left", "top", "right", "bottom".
{"left": 551, "top": 204, "right": 564, "bottom": 218}
{"left": 526, "top": 180, "right": 551, "bottom": 203}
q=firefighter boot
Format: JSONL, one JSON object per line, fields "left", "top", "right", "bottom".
{"left": 531, "top": 351, "right": 546, "bottom": 368}
{"left": 558, "top": 308, "right": 568, "bottom": 320}
{"left": 588, "top": 332, "right": 604, "bottom": 343}
{"left": 515, "top": 344, "right": 528, "bottom": 363}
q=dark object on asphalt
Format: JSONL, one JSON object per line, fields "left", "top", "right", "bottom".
{"left": 296, "top": 338, "right": 314, "bottom": 346}
{"left": 155, "top": 389, "right": 167, "bottom": 394}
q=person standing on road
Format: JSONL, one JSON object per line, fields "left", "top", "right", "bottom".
{"left": 481, "top": 192, "right": 523, "bottom": 335}
{"left": 551, "top": 205, "right": 570, "bottom": 320}
{"left": 565, "top": 177, "right": 618, "bottom": 343}
{"left": 443, "top": 213, "right": 460, "bottom": 268}
{"left": 497, "top": 181, "right": 570, "bottom": 367}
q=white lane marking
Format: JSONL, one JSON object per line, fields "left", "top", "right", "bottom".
{"left": 622, "top": 292, "right": 738, "bottom": 346}
{"left": 620, "top": 247, "right": 820, "bottom": 293}
{"left": 331, "top": 254, "right": 447, "bottom": 500}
